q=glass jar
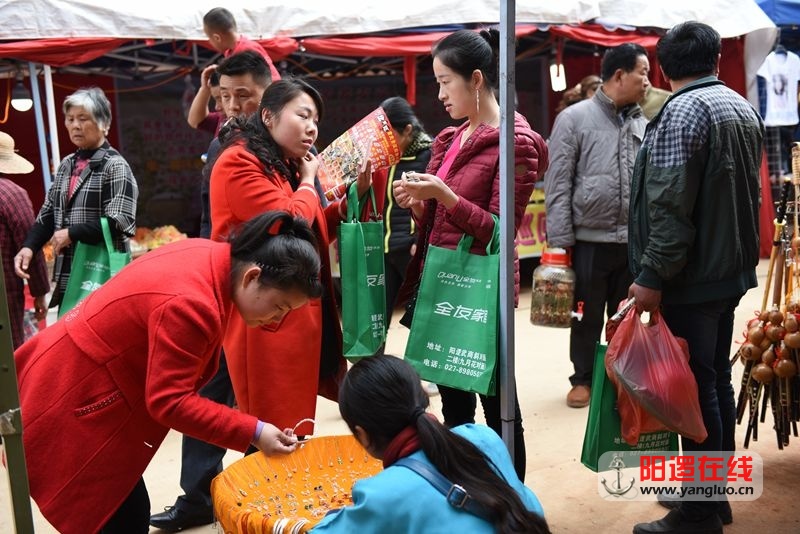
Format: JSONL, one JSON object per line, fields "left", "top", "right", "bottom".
{"left": 530, "top": 248, "right": 576, "bottom": 328}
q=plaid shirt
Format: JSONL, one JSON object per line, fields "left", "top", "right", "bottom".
{"left": 23, "top": 143, "right": 138, "bottom": 307}
{"left": 642, "top": 80, "right": 755, "bottom": 168}
{"left": 0, "top": 178, "right": 50, "bottom": 348}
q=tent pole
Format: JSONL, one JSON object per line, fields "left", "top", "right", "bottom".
{"left": 42, "top": 65, "right": 61, "bottom": 172}
{"left": 28, "top": 63, "right": 52, "bottom": 193}
{"left": 499, "top": 0, "right": 517, "bottom": 460}
{"left": 0, "top": 254, "right": 35, "bottom": 533}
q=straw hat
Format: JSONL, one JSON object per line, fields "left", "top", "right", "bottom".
{"left": 0, "top": 131, "right": 34, "bottom": 174}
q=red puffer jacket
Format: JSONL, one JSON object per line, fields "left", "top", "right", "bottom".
{"left": 400, "top": 111, "right": 548, "bottom": 306}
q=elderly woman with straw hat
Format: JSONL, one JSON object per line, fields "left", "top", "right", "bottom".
{"left": 0, "top": 131, "right": 49, "bottom": 348}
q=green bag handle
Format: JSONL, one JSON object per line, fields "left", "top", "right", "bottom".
{"left": 100, "top": 217, "right": 115, "bottom": 254}
{"left": 456, "top": 214, "right": 500, "bottom": 255}
{"left": 346, "top": 180, "right": 378, "bottom": 222}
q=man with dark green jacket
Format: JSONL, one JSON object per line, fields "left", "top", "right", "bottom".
{"left": 629, "top": 22, "right": 763, "bottom": 534}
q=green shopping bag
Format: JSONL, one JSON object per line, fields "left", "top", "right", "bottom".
{"left": 59, "top": 217, "right": 131, "bottom": 317}
{"left": 581, "top": 343, "right": 679, "bottom": 472}
{"left": 404, "top": 217, "right": 499, "bottom": 395}
{"left": 338, "top": 182, "right": 386, "bottom": 358}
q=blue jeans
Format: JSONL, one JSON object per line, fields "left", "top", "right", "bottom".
{"left": 660, "top": 296, "right": 741, "bottom": 520}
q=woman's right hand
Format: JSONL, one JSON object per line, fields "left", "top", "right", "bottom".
{"left": 14, "top": 247, "right": 34, "bottom": 280}
{"left": 393, "top": 179, "right": 423, "bottom": 211}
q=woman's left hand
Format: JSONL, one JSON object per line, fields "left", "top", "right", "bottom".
{"left": 50, "top": 228, "right": 72, "bottom": 257}
{"left": 355, "top": 159, "right": 373, "bottom": 198}
{"left": 298, "top": 151, "right": 320, "bottom": 185}
{"left": 255, "top": 423, "right": 298, "bottom": 455}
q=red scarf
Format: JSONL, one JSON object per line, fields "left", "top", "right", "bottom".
{"left": 382, "top": 425, "right": 421, "bottom": 468}
{"left": 382, "top": 413, "right": 439, "bottom": 467}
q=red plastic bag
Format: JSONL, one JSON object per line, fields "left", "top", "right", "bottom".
{"left": 605, "top": 308, "right": 708, "bottom": 445}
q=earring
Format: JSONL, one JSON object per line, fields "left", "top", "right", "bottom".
{"left": 476, "top": 90, "right": 480, "bottom": 114}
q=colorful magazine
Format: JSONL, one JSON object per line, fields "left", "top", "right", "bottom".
{"left": 317, "top": 107, "right": 401, "bottom": 201}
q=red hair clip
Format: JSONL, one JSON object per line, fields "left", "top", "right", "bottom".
{"left": 267, "top": 218, "right": 283, "bottom": 236}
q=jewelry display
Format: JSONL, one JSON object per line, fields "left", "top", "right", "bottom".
{"left": 212, "top": 434, "right": 382, "bottom": 533}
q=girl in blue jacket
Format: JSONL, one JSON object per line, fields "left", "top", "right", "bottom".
{"left": 312, "top": 355, "right": 550, "bottom": 533}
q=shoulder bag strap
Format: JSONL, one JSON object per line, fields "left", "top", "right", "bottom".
{"left": 394, "top": 457, "right": 494, "bottom": 522}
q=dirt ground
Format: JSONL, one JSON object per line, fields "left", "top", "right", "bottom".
{"left": 2, "top": 258, "right": 799, "bottom": 533}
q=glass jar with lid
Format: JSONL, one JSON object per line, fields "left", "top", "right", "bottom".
{"left": 530, "top": 248, "right": 576, "bottom": 328}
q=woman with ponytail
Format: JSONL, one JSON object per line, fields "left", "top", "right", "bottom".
{"left": 312, "top": 355, "right": 550, "bottom": 534}
{"left": 14, "top": 211, "right": 323, "bottom": 534}
{"left": 393, "top": 28, "right": 549, "bottom": 479}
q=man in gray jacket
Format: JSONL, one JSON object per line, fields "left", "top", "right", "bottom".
{"left": 543, "top": 43, "right": 650, "bottom": 408}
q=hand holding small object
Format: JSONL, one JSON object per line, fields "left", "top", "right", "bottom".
{"left": 256, "top": 422, "right": 298, "bottom": 455}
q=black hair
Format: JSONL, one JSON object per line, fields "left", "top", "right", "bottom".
{"left": 600, "top": 43, "right": 648, "bottom": 82}
{"left": 203, "top": 7, "right": 236, "bottom": 33}
{"left": 228, "top": 211, "right": 322, "bottom": 298}
{"left": 657, "top": 21, "right": 721, "bottom": 81}
{"left": 380, "top": 96, "right": 425, "bottom": 138}
{"left": 209, "top": 70, "right": 220, "bottom": 87}
{"left": 216, "top": 50, "right": 272, "bottom": 88}
{"left": 220, "top": 78, "right": 324, "bottom": 189}
{"left": 432, "top": 29, "right": 501, "bottom": 92}
{"left": 339, "top": 355, "right": 551, "bottom": 534}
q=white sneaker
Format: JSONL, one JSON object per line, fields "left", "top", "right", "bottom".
{"left": 423, "top": 382, "right": 440, "bottom": 396}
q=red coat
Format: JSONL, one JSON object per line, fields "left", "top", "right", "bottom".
{"left": 14, "top": 239, "right": 258, "bottom": 534}
{"left": 210, "top": 144, "right": 346, "bottom": 436}
{"left": 401, "top": 112, "right": 549, "bottom": 306}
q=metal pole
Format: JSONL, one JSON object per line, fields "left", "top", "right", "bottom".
{"left": 0, "top": 253, "right": 35, "bottom": 533}
{"left": 42, "top": 64, "right": 61, "bottom": 173}
{"left": 27, "top": 63, "right": 52, "bottom": 193}
{"left": 498, "top": 0, "right": 517, "bottom": 458}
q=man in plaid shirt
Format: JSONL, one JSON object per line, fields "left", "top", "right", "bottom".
{"left": 628, "top": 22, "right": 763, "bottom": 534}
{"left": 0, "top": 131, "right": 49, "bottom": 348}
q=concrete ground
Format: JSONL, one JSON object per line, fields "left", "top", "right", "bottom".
{"left": 2, "top": 257, "right": 799, "bottom": 533}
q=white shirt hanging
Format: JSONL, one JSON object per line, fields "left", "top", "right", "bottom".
{"left": 757, "top": 50, "right": 800, "bottom": 127}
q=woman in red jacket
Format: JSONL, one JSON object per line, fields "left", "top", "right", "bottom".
{"left": 394, "top": 29, "right": 549, "bottom": 481}
{"left": 210, "top": 79, "right": 370, "bottom": 438}
{"left": 13, "top": 211, "right": 323, "bottom": 534}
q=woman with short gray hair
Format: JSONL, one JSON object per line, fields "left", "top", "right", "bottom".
{"left": 14, "top": 86, "right": 138, "bottom": 313}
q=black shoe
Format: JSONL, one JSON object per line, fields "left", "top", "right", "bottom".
{"left": 633, "top": 509, "right": 723, "bottom": 534}
{"left": 656, "top": 494, "right": 733, "bottom": 525}
{"left": 149, "top": 505, "right": 213, "bottom": 532}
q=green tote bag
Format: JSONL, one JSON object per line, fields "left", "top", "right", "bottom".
{"left": 59, "top": 217, "right": 131, "bottom": 317}
{"left": 581, "top": 343, "right": 679, "bottom": 472}
{"left": 405, "top": 217, "right": 499, "bottom": 395}
{"left": 338, "top": 182, "right": 387, "bottom": 358}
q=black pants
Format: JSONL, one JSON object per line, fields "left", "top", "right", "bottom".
{"left": 661, "top": 297, "right": 740, "bottom": 521}
{"left": 569, "top": 241, "right": 632, "bottom": 386}
{"left": 438, "top": 381, "right": 527, "bottom": 482}
{"left": 384, "top": 248, "right": 413, "bottom": 326}
{"left": 174, "top": 352, "right": 235, "bottom": 514}
{"left": 100, "top": 478, "right": 150, "bottom": 534}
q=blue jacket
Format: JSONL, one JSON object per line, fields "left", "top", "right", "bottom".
{"left": 311, "top": 424, "right": 545, "bottom": 533}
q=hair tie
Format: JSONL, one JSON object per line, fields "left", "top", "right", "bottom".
{"left": 410, "top": 407, "right": 426, "bottom": 423}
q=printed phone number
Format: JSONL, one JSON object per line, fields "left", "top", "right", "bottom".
{"left": 444, "top": 363, "right": 483, "bottom": 377}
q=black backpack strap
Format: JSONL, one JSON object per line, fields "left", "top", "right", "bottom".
{"left": 394, "top": 457, "right": 494, "bottom": 522}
